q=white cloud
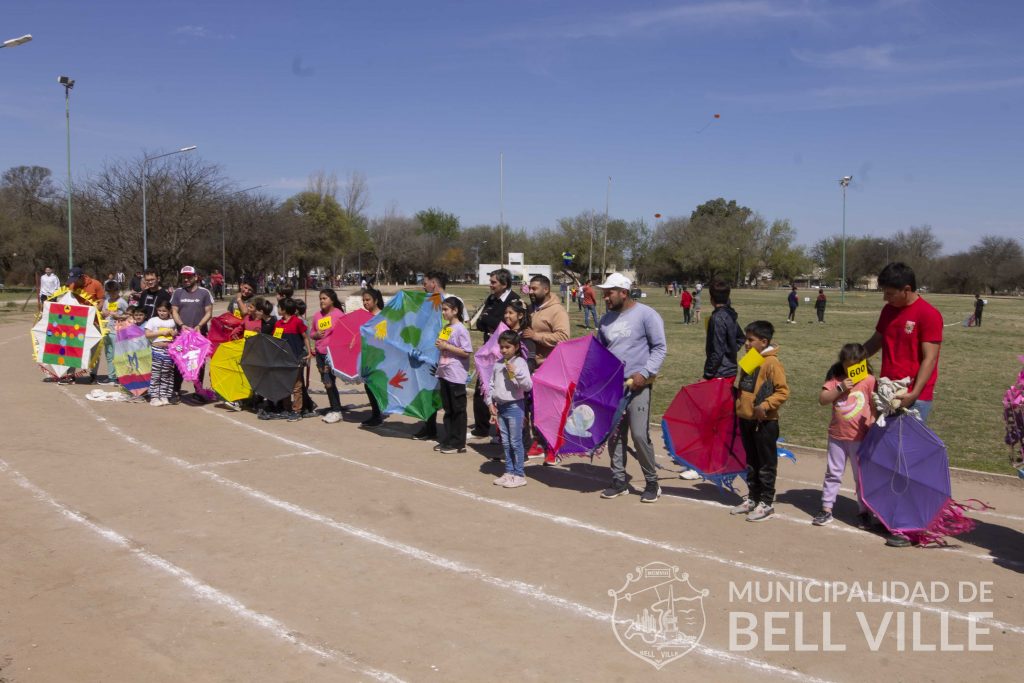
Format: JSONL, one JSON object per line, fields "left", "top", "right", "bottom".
{"left": 172, "top": 25, "right": 234, "bottom": 40}
{"left": 792, "top": 45, "right": 897, "bottom": 70}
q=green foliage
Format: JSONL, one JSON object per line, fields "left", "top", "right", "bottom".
{"left": 416, "top": 208, "right": 460, "bottom": 239}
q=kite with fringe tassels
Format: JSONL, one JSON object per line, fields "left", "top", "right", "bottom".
{"left": 30, "top": 287, "right": 107, "bottom": 379}
{"left": 857, "top": 413, "right": 991, "bottom": 547}
{"left": 1003, "top": 355, "right": 1024, "bottom": 478}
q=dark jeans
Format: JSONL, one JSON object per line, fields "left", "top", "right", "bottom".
{"left": 787, "top": 306, "right": 797, "bottom": 322}
{"left": 316, "top": 352, "right": 341, "bottom": 412}
{"left": 682, "top": 307, "right": 691, "bottom": 324}
{"left": 739, "top": 418, "right": 780, "bottom": 505}
{"left": 472, "top": 378, "right": 490, "bottom": 433}
{"left": 438, "top": 378, "right": 467, "bottom": 448}
{"left": 366, "top": 386, "right": 381, "bottom": 418}
{"left": 816, "top": 307, "right": 825, "bottom": 322}
{"left": 975, "top": 310, "right": 982, "bottom": 327}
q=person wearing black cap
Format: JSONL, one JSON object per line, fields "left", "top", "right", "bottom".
{"left": 67, "top": 266, "right": 104, "bottom": 304}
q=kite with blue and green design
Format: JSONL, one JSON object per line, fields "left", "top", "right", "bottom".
{"left": 359, "top": 290, "right": 444, "bottom": 420}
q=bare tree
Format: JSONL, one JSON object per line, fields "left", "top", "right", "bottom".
{"left": 341, "top": 170, "right": 370, "bottom": 219}
{"left": 306, "top": 169, "right": 338, "bottom": 201}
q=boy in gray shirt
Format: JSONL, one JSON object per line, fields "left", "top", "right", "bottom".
{"left": 595, "top": 273, "right": 667, "bottom": 503}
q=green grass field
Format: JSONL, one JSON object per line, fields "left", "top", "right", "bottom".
{"left": 447, "top": 284, "right": 1024, "bottom": 474}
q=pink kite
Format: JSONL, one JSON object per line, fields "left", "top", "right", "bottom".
{"left": 168, "top": 329, "right": 213, "bottom": 382}
{"left": 473, "top": 323, "right": 510, "bottom": 400}
{"left": 326, "top": 308, "right": 373, "bottom": 382}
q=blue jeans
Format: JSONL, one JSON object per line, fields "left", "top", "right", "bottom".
{"left": 497, "top": 400, "right": 526, "bottom": 476}
{"left": 914, "top": 400, "right": 932, "bottom": 423}
{"left": 583, "top": 304, "right": 598, "bottom": 328}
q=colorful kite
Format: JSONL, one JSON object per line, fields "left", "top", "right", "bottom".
{"left": 168, "top": 329, "right": 213, "bottom": 383}
{"left": 532, "top": 336, "right": 625, "bottom": 456}
{"left": 1003, "top": 356, "right": 1024, "bottom": 478}
{"left": 31, "top": 290, "right": 105, "bottom": 378}
{"left": 858, "top": 414, "right": 986, "bottom": 546}
{"left": 112, "top": 323, "right": 152, "bottom": 396}
{"left": 326, "top": 308, "right": 373, "bottom": 382}
{"left": 359, "top": 290, "right": 444, "bottom": 420}
{"left": 662, "top": 379, "right": 746, "bottom": 489}
{"left": 210, "top": 338, "right": 252, "bottom": 402}
{"left": 473, "top": 322, "right": 510, "bottom": 401}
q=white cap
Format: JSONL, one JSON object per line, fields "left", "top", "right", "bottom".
{"left": 595, "top": 272, "right": 632, "bottom": 290}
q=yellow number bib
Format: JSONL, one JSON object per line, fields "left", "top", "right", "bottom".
{"left": 738, "top": 348, "right": 765, "bottom": 375}
{"left": 847, "top": 360, "right": 869, "bottom": 384}
{"left": 107, "top": 303, "right": 119, "bottom": 312}
{"left": 437, "top": 326, "right": 453, "bottom": 342}
{"left": 272, "top": 328, "right": 284, "bottom": 339}
{"left": 244, "top": 330, "right": 258, "bottom": 338}
{"left": 317, "top": 316, "right": 332, "bottom": 332}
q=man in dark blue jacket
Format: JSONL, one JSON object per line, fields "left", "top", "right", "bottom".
{"left": 703, "top": 280, "right": 744, "bottom": 380}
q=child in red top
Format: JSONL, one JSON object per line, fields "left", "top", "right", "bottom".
{"left": 680, "top": 288, "right": 693, "bottom": 325}
{"left": 813, "top": 343, "right": 877, "bottom": 528}
{"left": 273, "top": 298, "right": 314, "bottom": 421}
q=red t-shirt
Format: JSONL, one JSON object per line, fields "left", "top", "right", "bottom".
{"left": 874, "top": 296, "right": 943, "bottom": 401}
{"left": 680, "top": 291, "right": 692, "bottom": 308}
{"left": 581, "top": 285, "right": 596, "bottom": 306}
{"left": 273, "top": 316, "right": 308, "bottom": 359}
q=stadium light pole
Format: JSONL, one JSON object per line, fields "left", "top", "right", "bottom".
{"left": 2, "top": 34, "right": 32, "bottom": 48}
{"left": 58, "top": 76, "right": 75, "bottom": 269}
{"left": 142, "top": 145, "right": 197, "bottom": 269}
{"left": 601, "top": 176, "right": 610, "bottom": 278}
{"left": 839, "top": 175, "right": 852, "bottom": 303}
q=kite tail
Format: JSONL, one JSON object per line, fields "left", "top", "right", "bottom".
{"left": 906, "top": 498, "right": 990, "bottom": 547}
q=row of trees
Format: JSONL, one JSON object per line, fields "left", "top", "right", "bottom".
{"left": 2, "top": 159, "right": 1022, "bottom": 294}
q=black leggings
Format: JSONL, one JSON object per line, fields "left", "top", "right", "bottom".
{"left": 315, "top": 353, "right": 341, "bottom": 412}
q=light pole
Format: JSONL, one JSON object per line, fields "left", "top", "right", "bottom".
{"left": 2, "top": 34, "right": 32, "bottom": 48}
{"left": 58, "top": 76, "right": 74, "bottom": 269}
{"left": 223, "top": 185, "right": 264, "bottom": 288}
{"left": 499, "top": 152, "right": 504, "bottom": 266}
{"left": 736, "top": 248, "right": 742, "bottom": 288}
{"left": 142, "top": 145, "right": 197, "bottom": 269}
{"left": 601, "top": 176, "right": 611, "bottom": 278}
{"left": 839, "top": 175, "right": 852, "bottom": 303}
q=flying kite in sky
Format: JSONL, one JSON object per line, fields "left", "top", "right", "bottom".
{"left": 696, "top": 113, "right": 721, "bottom": 134}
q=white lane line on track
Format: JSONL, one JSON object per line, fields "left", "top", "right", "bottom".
{"left": 206, "top": 409, "right": 1024, "bottom": 637}
{"left": 775, "top": 475, "right": 1024, "bottom": 524}
{"left": 62, "top": 395, "right": 837, "bottom": 681}
{"left": 0, "top": 459, "right": 404, "bottom": 683}
{"left": 63, "top": 395, "right": 836, "bottom": 681}
{"left": 202, "top": 469, "right": 836, "bottom": 683}
{"left": 188, "top": 451, "right": 317, "bottom": 470}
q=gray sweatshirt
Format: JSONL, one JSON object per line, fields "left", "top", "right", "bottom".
{"left": 597, "top": 303, "right": 667, "bottom": 378}
{"left": 485, "top": 356, "right": 533, "bottom": 405}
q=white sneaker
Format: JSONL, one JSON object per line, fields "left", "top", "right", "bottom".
{"left": 493, "top": 473, "right": 512, "bottom": 486}
{"left": 150, "top": 398, "right": 161, "bottom": 406}
{"left": 678, "top": 469, "right": 701, "bottom": 480}
{"left": 322, "top": 411, "right": 343, "bottom": 424}
{"left": 503, "top": 475, "right": 527, "bottom": 488}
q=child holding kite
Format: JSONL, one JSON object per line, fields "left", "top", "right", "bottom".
{"left": 311, "top": 288, "right": 347, "bottom": 423}
{"left": 435, "top": 297, "right": 473, "bottom": 453}
{"left": 273, "top": 298, "right": 315, "bottom": 422}
{"left": 487, "top": 330, "right": 534, "bottom": 488}
{"left": 144, "top": 301, "right": 178, "bottom": 406}
{"left": 732, "top": 320, "right": 789, "bottom": 522}
{"left": 814, "top": 344, "right": 877, "bottom": 528}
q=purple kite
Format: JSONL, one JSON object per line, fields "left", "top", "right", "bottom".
{"left": 532, "top": 336, "right": 624, "bottom": 456}
{"left": 168, "top": 329, "right": 213, "bottom": 383}
{"left": 858, "top": 414, "right": 986, "bottom": 546}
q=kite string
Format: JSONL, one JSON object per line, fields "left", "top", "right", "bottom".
{"left": 889, "top": 416, "right": 910, "bottom": 495}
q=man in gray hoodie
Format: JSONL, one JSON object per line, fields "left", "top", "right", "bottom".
{"left": 595, "top": 273, "right": 667, "bottom": 503}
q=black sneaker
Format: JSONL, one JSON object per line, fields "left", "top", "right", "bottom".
{"left": 600, "top": 483, "right": 629, "bottom": 499}
{"left": 640, "top": 484, "right": 662, "bottom": 503}
{"left": 856, "top": 512, "right": 874, "bottom": 530}
{"left": 885, "top": 533, "right": 912, "bottom": 548}
{"left": 439, "top": 446, "right": 467, "bottom": 454}
{"left": 361, "top": 416, "right": 383, "bottom": 427}
{"left": 286, "top": 411, "right": 301, "bottom": 422}
{"left": 411, "top": 429, "right": 436, "bottom": 441}
{"left": 301, "top": 410, "right": 318, "bottom": 419}
{"left": 812, "top": 509, "right": 833, "bottom": 526}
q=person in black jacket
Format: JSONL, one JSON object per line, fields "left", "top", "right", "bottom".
{"left": 472, "top": 268, "right": 520, "bottom": 436}
{"left": 703, "top": 280, "right": 745, "bottom": 380}
{"left": 973, "top": 293, "right": 985, "bottom": 327}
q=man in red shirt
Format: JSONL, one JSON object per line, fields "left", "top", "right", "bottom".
{"left": 863, "top": 262, "right": 942, "bottom": 423}
{"left": 581, "top": 280, "right": 597, "bottom": 329}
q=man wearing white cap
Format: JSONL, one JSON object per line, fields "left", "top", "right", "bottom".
{"left": 170, "top": 266, "right": 214, "bottom": 400}
{"left": 595, "top": 272, "right": 667, "bottom": 503}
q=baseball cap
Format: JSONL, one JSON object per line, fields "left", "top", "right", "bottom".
{"left": 66, "top": 266, "right": 84, "bottom": 283}
{"left": 594, "top": 272, "right": 632, "bottom": 290}
{"left": 180, "top": 265, "right": 196, "bottom": 275}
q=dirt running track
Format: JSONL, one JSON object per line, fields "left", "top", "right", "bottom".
{"left": 1, "top": 310, "right": 1021, "bottom": 682}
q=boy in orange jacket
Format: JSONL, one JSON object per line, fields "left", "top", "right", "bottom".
{"left": 731, "top": 320, "right": 789, "bottom": 522}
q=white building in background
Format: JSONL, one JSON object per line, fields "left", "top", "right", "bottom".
{"left": 477, "top": 252, "right": 552, "bottom": 285}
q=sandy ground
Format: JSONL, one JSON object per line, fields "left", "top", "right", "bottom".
{"left": 1, "top": 309, "right": 1021, "bottom": 683}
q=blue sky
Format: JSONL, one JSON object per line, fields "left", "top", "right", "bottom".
{"left": 3, "top": 0, "right": 1023, "bottom": 252}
